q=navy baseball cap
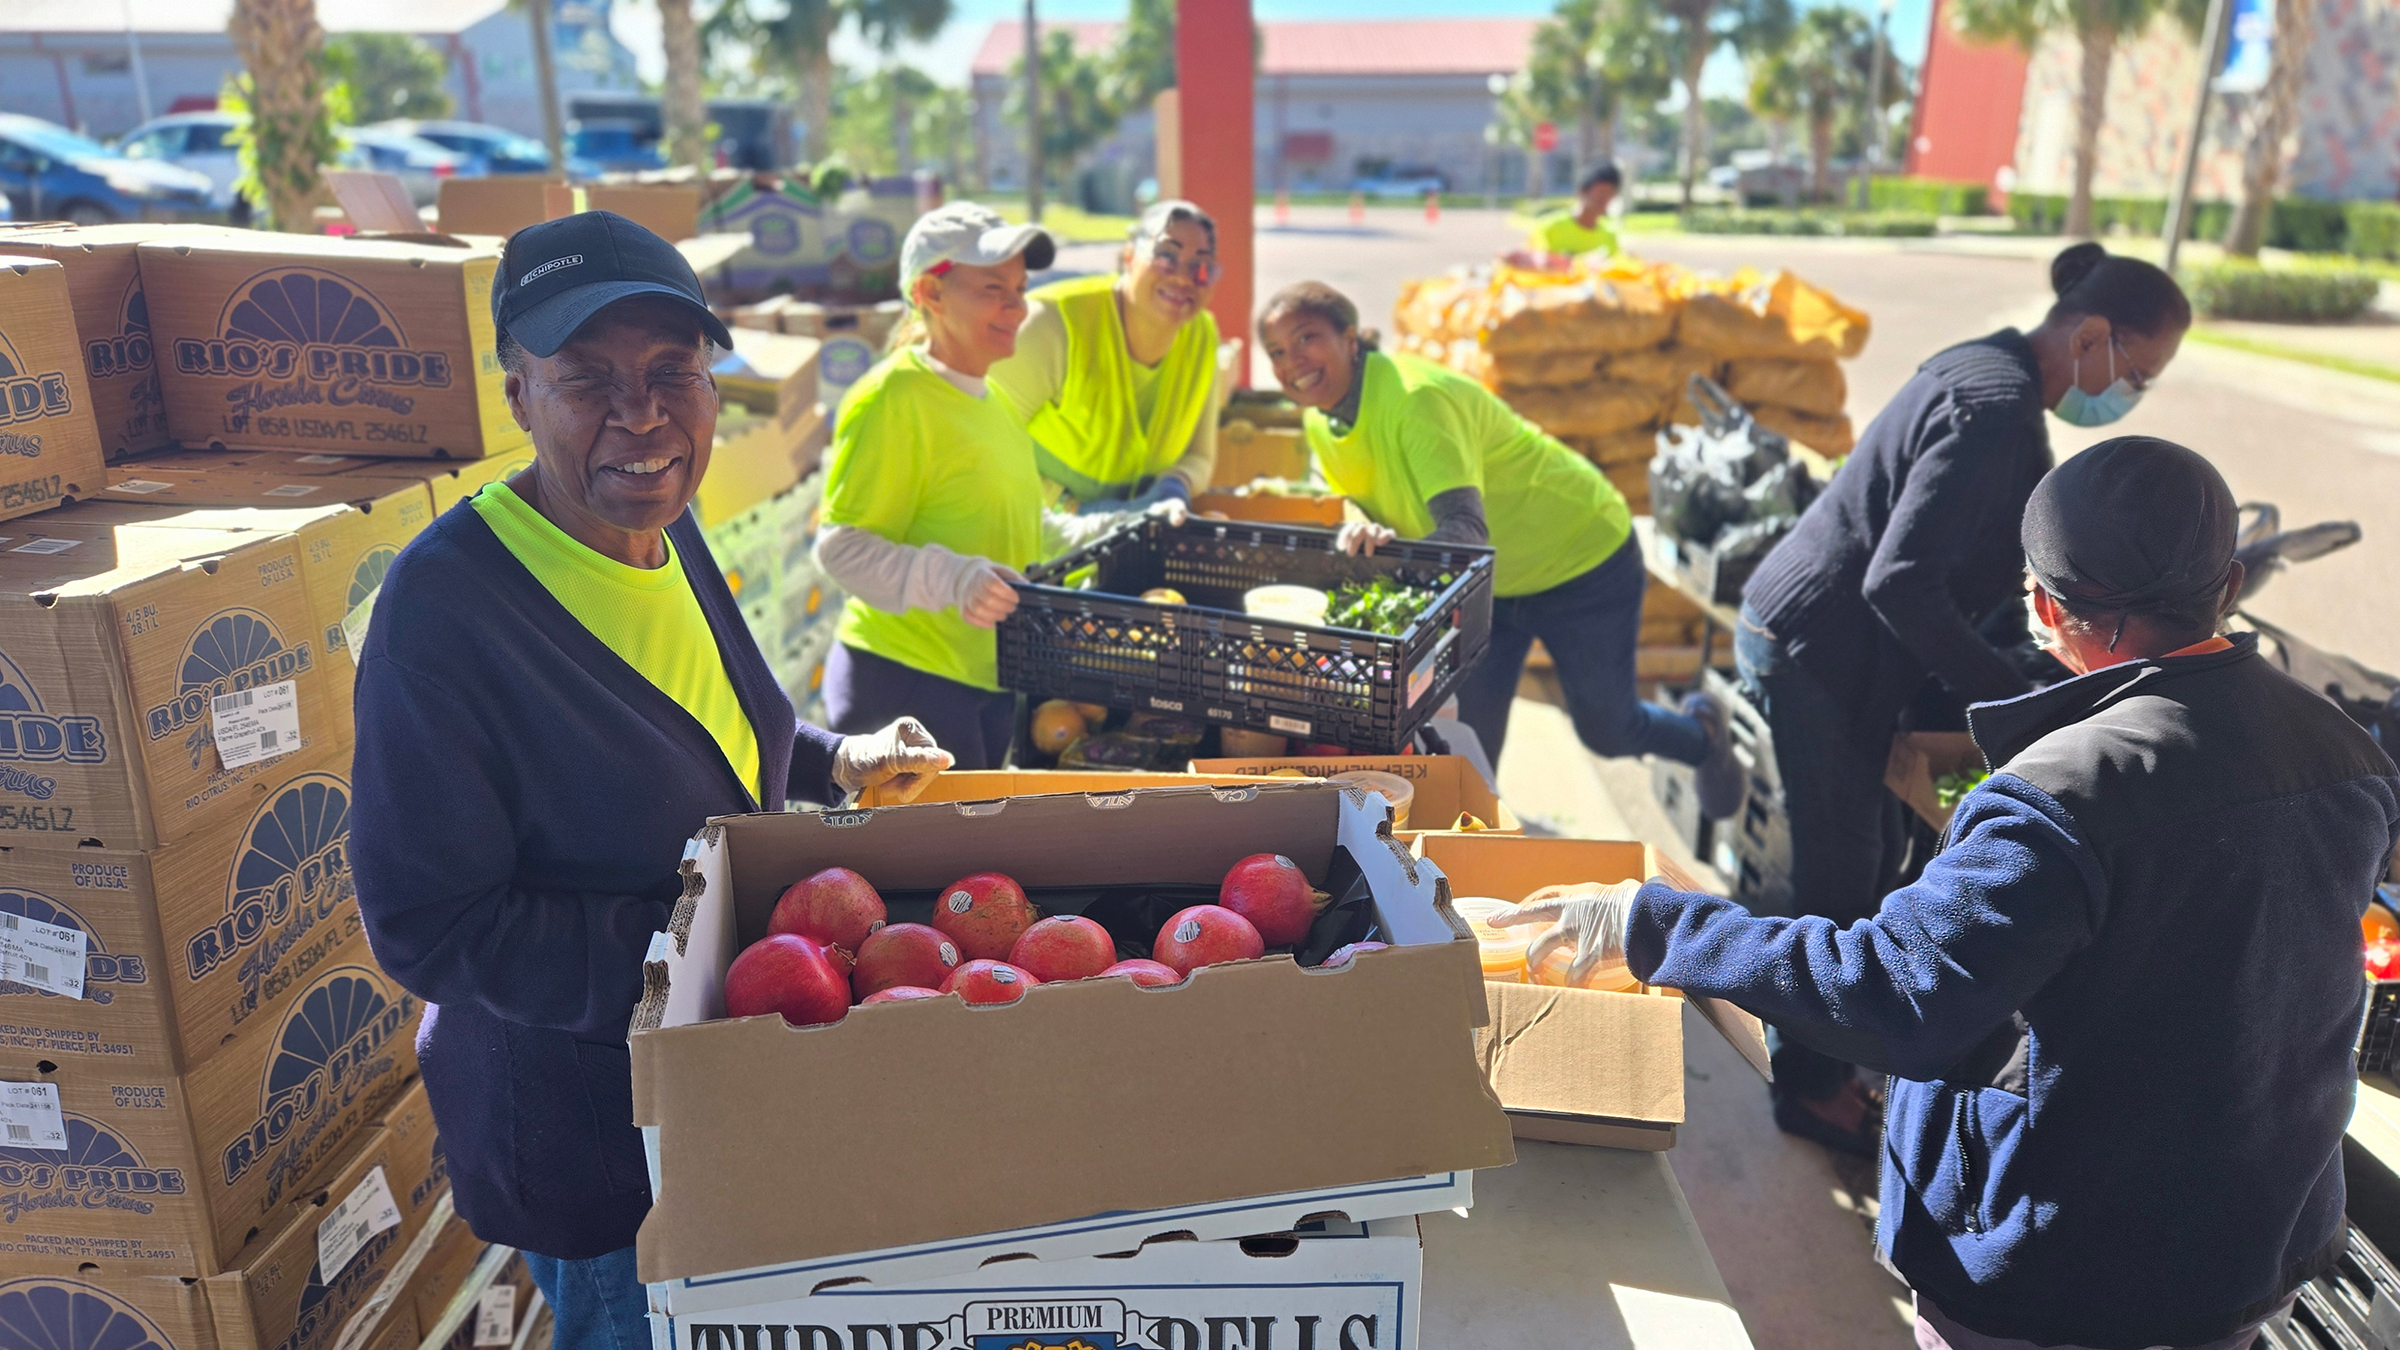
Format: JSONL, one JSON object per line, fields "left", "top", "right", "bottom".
{"left": 493, "top": 210, "right": 735, "bottom": 358}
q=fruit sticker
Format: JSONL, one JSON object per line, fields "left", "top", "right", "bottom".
{"left": 948, "top": 892, "right": 972, "bottom": 914}
{"left": 1174, "top": 920, "right": 1202, "bottom": 944}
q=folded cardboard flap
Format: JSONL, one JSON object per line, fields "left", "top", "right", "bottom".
{"left": 631, "top": 783, "right": 1512, "bottom": 1284}
{"left": 855, "top": 770, "right": 1268, "bottom": 809}
{"left": 1186, "top": 756, "right": 1521, "bottom": 837}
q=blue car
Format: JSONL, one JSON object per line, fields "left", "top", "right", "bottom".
{"left": 0, "top": 113, "right": 216, "bottom": 225}
{"left": 566, "top": 120, "right": 665, "bottom": 175}
{"left": 379, "top": 119, "right": 599, "bottom": 179}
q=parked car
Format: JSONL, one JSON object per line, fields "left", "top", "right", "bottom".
{"left": 1350, "top": 167, "right": 1450, "bottom": 199}
{"left": 338, "top": 127, "right": 470, "bottom": 206}
{"left": 566, "top": 119, "right": 665, "bottom": 175}
{"left": 0, "top": 113, "right": 215, "bottom": 225}
{"left": 119, "top": 111, "right": 249, "bottom": 218}
{"left": 375, "top": 119, "right": 598, "bottom": 179}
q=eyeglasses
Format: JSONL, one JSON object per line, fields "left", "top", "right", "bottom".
{"left": 2110, "top": 334, "right": 2158, "bottom": 393}
{"left": 1146, "top": 245, "right": 1217, "bottom": 286}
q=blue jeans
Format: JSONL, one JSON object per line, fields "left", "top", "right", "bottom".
{"left": 1454, "top": 538, "right": 1711, "bottom": 768}
{"left": 826, "top": 642, "right": 1018, "bottom": 771}
{"left": 1735, "top": 606, "right": 1906, "bottom": 1103}
{"left": 523, "top": 1246, "right": 649, "bottom": 1350}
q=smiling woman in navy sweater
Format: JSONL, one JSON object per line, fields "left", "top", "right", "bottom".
{"left": 349, "top": 213, "right": 951, "bottom": 1350}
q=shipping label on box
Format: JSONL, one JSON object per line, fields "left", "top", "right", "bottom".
{"left": 0, "top": 948, "right": 421, "bottom": 1277}
{"left": 139, "top": 234, "right": 529, "bottom": 460}
{"left": 634, "top": 783, "right": 1508, "bottom": 1296}
{"left": 0, "top": 257, "right": 107, "bottom": 524}
{"left": 0, "top": 1271, "right": 219, "bottom": 1350}
{"left": 654, "top": 1218, "right": 1424, "bottom": 1350}
{"left": 0, "top": 745, "right": 359, "bottom": 1073}
{"left": 0, "top": 505, "right": 343, "bottom": 852}
{"left": 208, "top": 1079, "right": 445, "bottom": 1350}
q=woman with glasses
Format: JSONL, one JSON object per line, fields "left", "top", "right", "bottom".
{"left": 989, "top": 200, "right": 1225, "bottom": 510}
{"left": 1731, "top": 240, "right": 2191, "bottom": 1156}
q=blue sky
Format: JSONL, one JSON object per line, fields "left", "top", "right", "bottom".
{"left": 620, "top": 0, "right": 1937, "bottom": 100}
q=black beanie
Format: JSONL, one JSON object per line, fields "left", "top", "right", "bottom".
{"left": 2021, "top": 436, "right": 2237, "bottom": 619}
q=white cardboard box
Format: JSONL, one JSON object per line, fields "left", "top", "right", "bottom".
{"left": 650, "top": 1218, "right": 1424, "bottom": 1350}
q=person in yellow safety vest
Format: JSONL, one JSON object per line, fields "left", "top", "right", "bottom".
{"left": 1257, "top": 280, "right": 1738, "bottom": 813}
{"left": 1526, "top": 162, "right": 1622, "bottom": 258}
{"left": 988, "top": 199, "right": 1223, "bottom": 511}
{"left": 813, "top": 202, "right": 1185, "bottom": 771}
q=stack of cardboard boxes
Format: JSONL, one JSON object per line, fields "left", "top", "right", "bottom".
{"left": 0, "top": 225, "right": 540, "bottom": 1350}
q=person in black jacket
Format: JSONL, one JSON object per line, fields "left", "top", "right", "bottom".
{"left": 1734, "top": 242, "right": 2191, "bottom": 1151}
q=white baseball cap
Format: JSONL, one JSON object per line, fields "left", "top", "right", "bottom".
{"left": 900, "top": 202, "right": 1057, "bottom": 295}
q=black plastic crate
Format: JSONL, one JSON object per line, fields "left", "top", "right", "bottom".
{"left": 998, "top": 517, "right": 1494, "bottom": 753}
{"left": 2362, "top": 980, "right": 2400, "bottom": 1078}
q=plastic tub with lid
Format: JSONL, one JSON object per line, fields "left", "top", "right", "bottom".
{"left": 1448, "top": 895, "right": 1531, "bottom": 983}
{"left": 1329, "top": 768, "right": 1414, "bottom": 828}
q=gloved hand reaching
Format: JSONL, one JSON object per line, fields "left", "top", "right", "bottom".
{"left": 832, "top": 717, "right": 954, "bottom": 802}
{"left": 1145, "top": 497, "right": 1189, "bottom": 528}
{"left": 1335, "top": 520, "right": 1397, "bottom": 556}
{"left": 953, "top": 559, "right": 1024, "bottom": 628}
{"left": 1488, "top": 879, "right": 1644, "bottom": 987}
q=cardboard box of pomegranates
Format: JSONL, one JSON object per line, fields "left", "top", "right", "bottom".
{"left": 629, "top": 779, "right": 1514, "bottom": 1307}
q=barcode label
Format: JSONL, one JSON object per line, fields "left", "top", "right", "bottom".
{"left": 0, "top": 1083, "right": 66, "bottom": 1151}
{"left": 264, "top": 483, "right": 322, "bottom": 497}
{"left": 295, "top": 454, "right": 349, "bottom": 465}
{"left": 108, "top": 480, "right": 175, "bottom": 495}
{"left": 316, "top": 1165, "right": 401, "bottom": 1277}
{"left": 340, "top": 587, "right": 380, "bottom": 665}
{"left": 9, "top": 538, "right": 80, "bottom": 555}
{"left": 0, "top": 912, "right": 85, "bottom": 999}
{"left": 211, "top": 679, "right": 300, "bottom": 771}
{"left": 473, "top": 1285, "right": 518, "bottom": 1347}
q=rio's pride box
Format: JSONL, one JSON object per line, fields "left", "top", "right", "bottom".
{"left": 138, "top": 234, "right": 529, "bottom": 460}
{"left": 0, "top": 948, "right": 422, "bottom": 1277}
{"left": 0, "top": 502, "right": 345, "bottom": 853}
{"left": 0, "top": 257, "right": 106, "bottom": 524}
{"left": 0, "top": 744, "right": 361, "bottom": 1074}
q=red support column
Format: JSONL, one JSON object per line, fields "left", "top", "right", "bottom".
{"left": 1176, "top": 0, "right": 1255, "bottom": 384}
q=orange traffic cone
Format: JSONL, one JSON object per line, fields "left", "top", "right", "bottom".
{"left": 1274, "top": 189, "right": 1290, "bottom": 225}
{"left": 1348, "top": 192, "right": 1365, "bottom": 225}
{"left": 1424, "top": 191, "right": 1441, "bottom": 223}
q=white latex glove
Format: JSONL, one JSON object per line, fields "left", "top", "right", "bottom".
{"left": 1489, "top": 879, "right": 1644, "bottom": 986}
{"left": 832, "top": 717, "right": 954, "bottom": 802}
{"left": 954, "top": 559, "right": 1024, "bottom": 628}
{"left": 1335, "top": 520, "right": 1396, "bottom": 556}
{"left": 1146, "top": 497, "right": 1189, "bottom": 528}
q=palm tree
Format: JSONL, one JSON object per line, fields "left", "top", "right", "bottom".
{"left": 2223, "top": 0, "right": 2314, "bottom": 255}
{"left": 709, "top": 0, "right": 952, "bottom": 165}
{"left": 659, "top": 0, "right": 710, "bottom": 171}
{"left": 1523, "top": 0, "right": 1675, "bottom": 174}
{"left": 1661, "top": 0, "right": 1791, "bottom": 205}
{"left": 1747, "top": 6, "right": 1891, "bottom": 200}
{"left": 1953, "top": 0, "right": 2169, "bottom": 236}
{"left": 227, "top": 0, "right": 337, "bottom": 230}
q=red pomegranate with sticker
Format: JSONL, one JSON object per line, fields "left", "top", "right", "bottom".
{"left": 930, "top": 872, "right": 1037, "bottom": 962}
{"left": 1099, "top": 958, "right": 1183, "bottom": 987}
{"left": 941, "top": 959, "right": 1040, "bottom": 1005}
{"left": 1009, "top": 915, "right": 1118, "bottom": 982}
{"left": 851, "top": 922, "right": 961, "bottom": 1001}
{"left": 1151, "top": 905, "right": 1265, "bottom": 976}
{"left": 768, "top": 867, "right": 888, "bottom": 957}
{"left": 1218, "top": 853, "right": 1316, "bottom": 946}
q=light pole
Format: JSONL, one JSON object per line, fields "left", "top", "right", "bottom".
{"left": 1486, "top": 73, "right": 1508, "bottom": 209}
{"left": 2163, "top": 0, "right": 2235, "bottom": 271}
{"left": 1023, "top": 0, "right": 1043, "bottom": 226}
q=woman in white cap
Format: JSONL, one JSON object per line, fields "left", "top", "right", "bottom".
{"left": 988, "top": 200, "right": 1224, "bottom": 509}
{"left": 814, "top": 202, "right": 1180, "bottom": 769}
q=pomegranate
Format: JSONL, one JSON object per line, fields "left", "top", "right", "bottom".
{"left": 852, "top": 922, "right": 961, "bottom": 1000}
{"left": 1151, "top": 905, "right": 1265, "bottom": 976}
{"left": 930, "top": 872, "right": 1037, "bottom": 962}
{"left": 861, "top": 985, "right": 943, "bottom": 1005}
{"left": 1218, "top": 853, "right": 1316, "bottom": 946}
{"left": 768, "top": 867, "right": 887, "bottom": 956}
{"left": 1322, "top": 940, "right": 1389, "bottom": 968}
{"left": 941, "top": 959, "right": 1041, "bottom": 1005}
{"left": 723, "top": 934, "right": 851, "bottom": 1027}
{"left": 1099, "top": 958, "right": 1183, "bottom": 987}
{"left": 1009, "top": 916, "right": 1118, "bottom": 982}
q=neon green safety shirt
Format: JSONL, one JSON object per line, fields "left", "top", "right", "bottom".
{"left": 1303, "top": 350, "right": 1631, "bottom": 598}
{"left": 825, "top": 348, "right": 1045, "bottom": 691}
{"left": 471, "top": 480, "right": 762, "bottom": 797}
{"left": 1530, "top": 210, "right": 1618, "bottom": 258}
{"left": 990, "top": 273, "right": 1220, "bottom": 502}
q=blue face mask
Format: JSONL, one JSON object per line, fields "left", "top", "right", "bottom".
{"left": 2054, "top": 337, "right": 2146, "bottom": 427}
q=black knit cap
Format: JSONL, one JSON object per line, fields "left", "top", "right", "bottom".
{"left": 2022, "top": 436, "right": 2237, "bottom": 618}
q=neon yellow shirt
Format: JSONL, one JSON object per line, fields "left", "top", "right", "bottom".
{"left": 990, "top": 273, "right": 1221, "bottom": 503}
{"left": 1303, "top": 351, "right": 1630, "bottom": 597}
{"left": 1530, "top": 210, "right": 1618, "bottom": 258}
{"left": 471, "top": 481, "right": 762, "bottom": 798}
{"left": 826, "top": 348, "right": 1045, "bottom": 691}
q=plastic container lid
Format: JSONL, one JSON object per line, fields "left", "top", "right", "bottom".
{"left": 1450, "top": 896, "right": 1531, "bottom": 983}
{"left": 1244, "top": 584, "right": 1330, "bottom": 626}
{"left": 1329, "top": 769, "right": 1414, "bottom": 828}
{"left": 1531, "top": 943, "right": 1643, "bottom": 994}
